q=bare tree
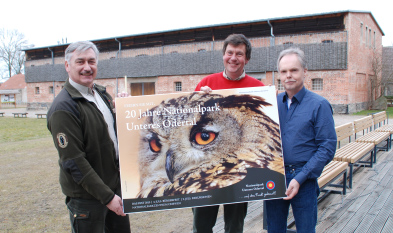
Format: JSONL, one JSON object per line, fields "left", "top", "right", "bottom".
{"left": 0, "top": 28, "right": 28, "bottom": 77}
{"left": 368, "top": 47, "right": 393, "bottom": 109}
{"left": 382, "top": 47, "right": 393, "bottom": 96}
{"left": 369, "top": 48, "right": 383, "bottom": 108}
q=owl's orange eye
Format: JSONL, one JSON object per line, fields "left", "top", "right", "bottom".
{"left": 149, "top": 139, "right": 161, "bottom": 152}
{"left": 194, "top": 132, "right": 216, "bottom": 145}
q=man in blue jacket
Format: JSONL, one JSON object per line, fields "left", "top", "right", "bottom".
{"left": 265, "top": 47, "right": 337, "bottom": 233}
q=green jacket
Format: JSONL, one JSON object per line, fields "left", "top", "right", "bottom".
{"left": 47, "top": 79, "right": 119, "bottom": 205}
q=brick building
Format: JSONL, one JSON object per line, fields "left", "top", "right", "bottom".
{"left": 24, "top": 10, "right": 384, "bottom": 113}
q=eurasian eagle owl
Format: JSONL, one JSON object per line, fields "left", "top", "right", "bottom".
{"left": 137, "top": 92, "right": 283, "bottom": 198}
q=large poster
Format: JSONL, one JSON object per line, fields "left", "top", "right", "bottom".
{"left": 115, "top": 86, "right": 286, "bottom": 213}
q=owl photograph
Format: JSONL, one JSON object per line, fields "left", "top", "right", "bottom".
{"left": 116, "top": 86, "right": 286, "bottom": 213}
{"left": 136, "top": 92, "right": 284, "bottom": 196}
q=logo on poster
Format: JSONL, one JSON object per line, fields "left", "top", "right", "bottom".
{"left": 266, "top": 181, "right": 275, "bottom": 190}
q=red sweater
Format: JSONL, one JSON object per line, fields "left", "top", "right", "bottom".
{"left": 195, "top": 72, "right": 264, "bottom": 91}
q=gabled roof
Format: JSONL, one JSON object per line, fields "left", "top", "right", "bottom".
{"left": 0, "top": 74, "right": 26, "bottom": 90}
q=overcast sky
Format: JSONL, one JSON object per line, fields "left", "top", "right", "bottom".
{"left": 1, "top": 0, "right": 392, "bottom": 48}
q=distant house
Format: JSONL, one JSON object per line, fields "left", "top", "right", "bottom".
{"left": 0, "top": 74, "right": 27, "bottom": 107}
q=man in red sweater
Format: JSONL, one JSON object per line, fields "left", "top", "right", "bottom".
{"left": 193, "top": 34, "right": 265, "bottom": 233}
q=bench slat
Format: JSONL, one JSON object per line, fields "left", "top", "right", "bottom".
{"left": 334, "top": 142, "right": 374, "bottom": 163}
{"left": 318, "top": 161, "right": 348, "bottom": 188}
{"left": 355, "top": 131, "right": 390, "bottom": 145}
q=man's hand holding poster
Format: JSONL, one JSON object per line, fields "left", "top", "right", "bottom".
{"left": 115, "top": 86, "right": 285, "bottom": 213}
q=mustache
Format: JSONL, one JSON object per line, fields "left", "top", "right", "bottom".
{"left": 80, "top": 71, "right": 93, "bottom": 75}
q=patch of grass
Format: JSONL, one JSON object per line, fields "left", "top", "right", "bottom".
{"left": 0, "top": 117, "right": 51, "bottom": 143}
{"left": 352, "top": 107, "right": 393, "bottom": 118}
{"left": 0, "top": 117, "right": 195, "bottom": 233}
{"left": 0, "top": 137, "right": 69, "bottom": 233}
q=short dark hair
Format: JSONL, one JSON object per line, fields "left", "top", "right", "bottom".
{"left": 222, "top": 34, "right": 252, "bottom": 60}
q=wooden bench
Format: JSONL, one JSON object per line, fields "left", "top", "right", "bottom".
{"left": 318, "top": 160, "right": 348, "bottom": 199}
{"left": 333, "top": 122, "right": 374, "bottom": 188}
{"left": 354, "top": 116, "right": 390, "bottom": 163}
{"left": 372, "top": 111, "right": 393, "bottom": 149}
{"left": 12, "top": 113, "right": 28, "bottom": 118}
{"left": 0, "top": 112, "right": 4, "bottom": 117}
{"left": 35, "top": 113, "right": 47, "bottom": 119}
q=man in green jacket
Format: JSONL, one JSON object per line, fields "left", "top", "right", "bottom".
{"left": 47, "top": 41, "right": 131, "bottom": 233}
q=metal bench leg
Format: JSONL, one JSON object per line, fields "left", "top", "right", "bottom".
{"left": 343, "top": 171, "right": 347, "bottom": 195}
{"left": 373, "top": 146, "right": 377, "bottom": 163}
{"left": 348, "top": 164, "right": 353, "bottom": 189}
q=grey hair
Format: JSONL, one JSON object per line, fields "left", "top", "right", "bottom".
{"left": 277, "top": 47, "right": 307, "bottom": 71}
{"left": 65, "top": 41, "right": 99, "bottom": 63}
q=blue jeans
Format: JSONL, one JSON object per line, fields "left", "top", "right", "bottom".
{"left": 265, "top": 165, "right": 320, "bottom": 233}
{"left": 66, "top": 197, "right": 131, "bottom": 233}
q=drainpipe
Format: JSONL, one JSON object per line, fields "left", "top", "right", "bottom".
{"left": 48, "top": 47, "right": 54, "bottom": 64}
{"left": 116, "top": 78, "right": 118, "bottom": 96}
{"left": 115, "top": 38, "right": 121, "bottom": 58}
{"left": 267, "top": 20, "right": 275, "bottom": 85}
{"left": 48, "top": 47, "right": 55, "bottom": 98}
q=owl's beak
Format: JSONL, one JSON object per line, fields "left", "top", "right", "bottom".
{"left": 165, "top": 150, "right": 175, "bottom": 183}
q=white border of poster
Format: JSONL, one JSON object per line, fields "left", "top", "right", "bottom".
{"left": 115, "top": 86, "right": 285, "bottom": 213}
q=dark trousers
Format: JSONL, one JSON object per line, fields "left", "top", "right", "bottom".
{"left": 66, "top": 197, "right": 131, "bottom": 233}
{"left": 192, "top": 202, "right": 248, "bottom": 233}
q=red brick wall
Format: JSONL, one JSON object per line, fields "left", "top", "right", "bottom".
{"left": 156, "top": 74, "right": 206, "bottom": 94}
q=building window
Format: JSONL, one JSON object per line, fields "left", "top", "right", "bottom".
{"left": 49, "top": 86, "right": 54, "bottom": 94}
{"left": 369, "top": 29, "right": 372, "bottom": 47}
{"left": 175, "top": 82, "right": 182, "bottom": 92}
{"left": 360, "top": 23, "right": 363, "bottom": 43}
{"left": 365, "top": 26, "right": 368, "bottom": 46}
{"left": 322, "top": 40, "right": 333, "bottom": 43}
{"left": 312, "top": 79, "right": 323, "bottom": 91}
{"left": 130, "top": 82, "right": 155, "bottom": 96}
{"left": 198, "top": 49, "right": 206, "bottom": 52}
{"left": 277, "top": 80, "right": 284, "bottom": 91}
{"left": 374, "top": 31, "right": 376, "bottom": 48}
{"left": 35, "top": 87, "right": 40, "bottom": 94}
{"left": 283, "top": 42, "right": 293, "bottom": 45}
